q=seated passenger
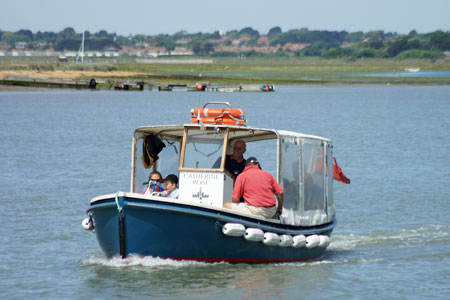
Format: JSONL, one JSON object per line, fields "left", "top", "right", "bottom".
{"left": 143, "top": 171, "right": 164, "bottom": 196}
{"left": 213, "top": 140, "right": 247, "bottom": 178}
{"left": 223, "top": 157, "right": 283, "bottom": 218}
{"left": 161, "top": 174, "right": 179, "bottom": 199}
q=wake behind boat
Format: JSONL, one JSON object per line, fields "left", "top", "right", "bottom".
{"left": 82, "top": 102, "right": 349, "bottom": 263}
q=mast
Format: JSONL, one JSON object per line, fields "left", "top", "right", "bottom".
{"left": 77, "top": 28, "right": 85, "bottom": 63}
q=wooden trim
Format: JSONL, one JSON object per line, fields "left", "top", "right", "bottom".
{"left": 179, "top": 127, "right": 188, "bottom": 170}
{"left": 131, "top": 136, "right": 138, "bottom": 192}
{"left": 220, "top": 129, "right": 230, "bottom": 171}
{"left": 223, "top": 169, "right": 235, "bottom": 180}
{"left": 180, "top": 168, "right": 227, "bottom": 173}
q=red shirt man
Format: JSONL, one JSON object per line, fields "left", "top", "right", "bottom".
{"left": 224, "top": 157, "right": 284, "bottom": 218}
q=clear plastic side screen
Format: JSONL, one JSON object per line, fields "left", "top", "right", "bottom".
{"left": 302, "top": 140, "right": 325, "bottom": 211}
{"left": 157, "top": 138, "right": 181, "bottom": 176}
{"left": 134, "top": 136, "right": 180, "bottom": 193}
{"left": 326, "top": 143, "right": 334, "bottom": 216}
{"left": 280, "top": 137, "right": 300, "bottom": 211}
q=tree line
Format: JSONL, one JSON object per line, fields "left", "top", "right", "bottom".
{"left": 1, "top": 27, "right": 449, "bottom": 59}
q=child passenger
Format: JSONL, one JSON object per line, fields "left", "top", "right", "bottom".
{"left": 161, "top": 174, "right": 179, "bottom": 199}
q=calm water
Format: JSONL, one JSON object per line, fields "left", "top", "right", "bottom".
{"left": 0, "top": 86, "right": 449, "bottom": 299}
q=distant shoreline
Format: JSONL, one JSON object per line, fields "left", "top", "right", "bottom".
{"left": 1, "top": 56, "right": 450, "bottom": 90}
{"left": 1, "top": 81, "right": 448, "bottom": 92}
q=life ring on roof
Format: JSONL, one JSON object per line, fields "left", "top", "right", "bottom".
{"left": 190, "top": 117, "right": 245, "bottom": 126}
{"left": 190, "top": 108, "right": 245, "bottom": 118}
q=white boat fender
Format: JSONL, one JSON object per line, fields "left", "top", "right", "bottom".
{"left": 263, "top": 232, "right": 280, "bottom": 246}
{"left": 222, "top": 223, "right": 246, "bottom": 237}
{"left": 244, "top": 228, "right": 264, "bottom": 242}
{"left": 305, "top": 235, "right": 320, "bottom": 248}
{"left": 318, "top": 235, "right": 330, "bottom": 247}
{"left": 81, "top": 217, "right": 93, "bottom": 231}
{"left": 278, "top": 234, "right": 294, "bottom": 247}
{"left": 292, "top": 235, "right": 306, "bottom": 248}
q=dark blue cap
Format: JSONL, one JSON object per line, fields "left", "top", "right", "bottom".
{"left": 246, "top": 157, "right": 258, "bottom": 165}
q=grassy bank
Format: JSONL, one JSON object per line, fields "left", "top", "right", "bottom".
{"left": 1, "top": 56, "right": 449, "bottom": 86}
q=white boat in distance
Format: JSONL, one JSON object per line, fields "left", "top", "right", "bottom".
{"left": 405, "top": 68, "right": 420, "bottom": 72}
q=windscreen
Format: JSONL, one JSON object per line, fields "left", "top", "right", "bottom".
{"left": 183, "top": 128, "right": 226, "bottom": 169}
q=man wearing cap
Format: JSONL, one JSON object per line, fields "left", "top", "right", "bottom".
{"left": 224, "top": 157, "right": 283, "bottom": 218}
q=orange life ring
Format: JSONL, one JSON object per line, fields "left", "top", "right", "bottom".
{"left": 190, "top": 108, "right": 245, "bottom": 118}
{"left": 190, "top": 117, "right": 245, "bottom": 126}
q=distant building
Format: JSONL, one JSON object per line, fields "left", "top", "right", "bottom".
{"left": 15, "top": 42, "right": 27, "bottom": 49}
{"left": 257, "top": 36, "right": 269, "bottom": 45}
{"left": 146, "top": 46, "right": 167, "bottom": 57}
{"left": 176, "top": 38, "right": 192, "bottom": 44}
{"left": 214, "top": 45, "right": 241, "bottom": 53}
{"left": 214, "top": 44, "right": 279, "bottom": 54}
{"left": 135, "top": 42, "right": 149, "bottom": 48}
{"left": 232, "top": 36, "right": 251, "bottom": 46}
{"left": 31, "top": 42, "right": 48, "bottom": 49}
{"left": 171, "top": 47, "right": 194, "bottom": 56}
{"left": 0, "top": 42, "right": 10, "bottom": 52}
{"left": 282, "top": 43, "right": 309, "bottom": 51}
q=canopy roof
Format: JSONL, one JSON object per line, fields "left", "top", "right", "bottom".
{"left": 134, "top": 124, "right": 331, "bottom": 143}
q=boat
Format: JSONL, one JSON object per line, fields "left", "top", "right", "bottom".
{"left": 405, "top": 68, "right": 420, "bottom": 72}
{"left": 187, "top": 83, "right": 207, "bottom": 91}
{"left": 260, "top": 84, "right": 275, "bottom": 92}
{"left": 82, "top": 101, "right": 347, "bottom": 263}
{"left": 114, "top": 81, "right": 144, "bottom": 91}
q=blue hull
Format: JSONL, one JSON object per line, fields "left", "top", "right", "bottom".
{"left": 87, "top": 194, "right": 336, "bottom": 263}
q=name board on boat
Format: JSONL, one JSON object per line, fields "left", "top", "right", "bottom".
{"left": 179, "top": 171, "right": 233, "bottom": 207}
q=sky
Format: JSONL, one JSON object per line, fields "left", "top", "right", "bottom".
{"left": 1, "top": 0, "right": 449, "bottom": 36}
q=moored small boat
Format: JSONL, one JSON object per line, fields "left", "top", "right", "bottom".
{"left": 82, "top": 101, "right": 348, "bottom": 263}
{"left": 405, "top": 68, "right": 420, "bottom": 72}
{"left": 260, "top": 84, "right": 275, "bottom": 92}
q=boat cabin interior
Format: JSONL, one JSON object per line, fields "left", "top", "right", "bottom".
{"left": 131, "top": 123, "right": 335, "bottom": 227}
